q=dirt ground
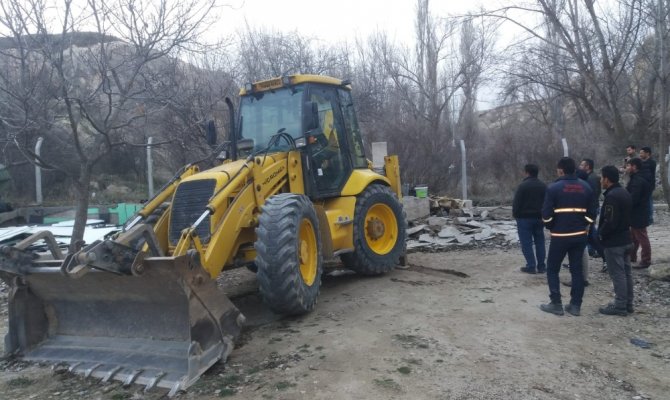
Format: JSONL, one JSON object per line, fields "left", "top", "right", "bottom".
{"left": 1, "top": 213, "right": 669, "bottom": 400}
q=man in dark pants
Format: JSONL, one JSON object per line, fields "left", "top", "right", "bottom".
{"left": 626, "top": 158, "right": 652, "bottom": 268}
{"left": 597, "top": 166, "right": 633, "bottom": 316}
{"left": 513, "top": 164, "right": 547, "bottom": 274}
{"left": 638, "top": 147, "right": 656, "bottom": 225}
{"left": 540, "top": 157, "right": 596, "bottom": 316}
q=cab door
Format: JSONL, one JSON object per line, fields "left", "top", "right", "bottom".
{"left": 305, "top": 85, "right": 352, "bottom": 198}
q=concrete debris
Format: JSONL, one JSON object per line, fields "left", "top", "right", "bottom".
{"left": 649, "top": 264, "right": 670, "bottom": 282}
{"left": 407, "top": 224, "right": 427, "bottom": 236}
{"left": 474, "top": 228, "right": 494, "bottom": 241}
{"left": 402, "top": 196, "right": 430, "bottom": 221}
{"left": 455, "top": 234, "right": 473, "bottom": 244}
{"left": 405, "top": 197, "right": 517, "bottom": 251}
{"left": 427, "top": 216, "right": 449, "bottom": 227}
{"left": 431, "top": 197, "right": 473, "bottom": 211}
{"left": 437, "top": 226, "right": 461, "bottom": 238}
{"left": 417, "top": 234, "right": 456, "bottom": 246}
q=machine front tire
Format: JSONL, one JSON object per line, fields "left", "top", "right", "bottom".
{"left": 341, "top": 184, "right": 407, "bottom": 275}
{"left": 255, "top": 194, "right": 323, "bottom": 315}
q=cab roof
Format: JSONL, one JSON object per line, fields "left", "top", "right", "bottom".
{"left": 239, "top": 74, "right": 351, "bottom": 95}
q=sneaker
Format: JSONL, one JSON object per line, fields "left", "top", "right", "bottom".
{"left": 564, "top": 304, "right": 581, "bottom": 316}
{"left": 627, "top": 305, "right": 635, "bottom": 314}
{"left": 540, "top": 303, "right": 565, "bottom": 316}
{"left": 599, "top": 303, "right": 628, "bottom": 316}
{"left": 632, "top": 263, "right": 650, "bottom": 269}
{"left": 520, "top": 267, "right": 537, "bottom": 274}
{"left": 600, "top": 262, "right": 608, "bottom": 273}
{"left": 562, "top": 263, "right": 570, "bottom": 270}
{"left": 537, "top": 265, "right": 546, "bottom": 274}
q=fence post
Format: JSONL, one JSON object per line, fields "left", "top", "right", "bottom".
{"left": 147, "top": 137, "right": 154, "bottom": 198}
{"left": 460, "top": 139, "right": 467, "bottom": 200}
{"left": 35, "top": 137, "right": 43, "bottom": 205}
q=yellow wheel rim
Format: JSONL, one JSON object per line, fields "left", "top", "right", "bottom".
{"left": 364, "top": 203, "right": 398, "bottom": 255}
{"left": 298, "top": 218, "right": 318, "bottom": 286}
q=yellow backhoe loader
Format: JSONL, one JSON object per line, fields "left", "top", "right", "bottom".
{"left": 0, "top": 75, "right": 406, "bottom": 395}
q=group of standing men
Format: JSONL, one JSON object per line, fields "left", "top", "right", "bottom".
{"left": 512, "top": 146, "right": 657, "bottom": 317}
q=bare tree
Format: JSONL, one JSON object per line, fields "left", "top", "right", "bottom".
{"left": 367, "top": 0, "right": 496, "bottom": 194}
{"left": 0, "top": 0, "right": 218, "bottom": 251}
{"left": 649, "top": 0, "right": 670, "bottom": 204}
{"left": 487, "top": 0, "right": 644, "bottom": 143}
{"left": 457, "top": 16, "right": 496, "bottom": 142}
{"left": 369, "top": 0, "right": 463, "bottom": 192}
{"left": 236, "top": 24, "right": 349, "bottom": 82}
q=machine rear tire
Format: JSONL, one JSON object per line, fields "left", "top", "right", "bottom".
{"left": 341, "top": 184, "right": 407, "bottom": 275}
{"left": 255, "top": 194, "right": 323, "bottom": 315}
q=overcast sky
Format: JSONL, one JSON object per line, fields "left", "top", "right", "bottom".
{"left": 216, "top": 0, "right": 491, "bottom": 44}
{"left": 215, "top": 0, "right": 513, "bottom": 108}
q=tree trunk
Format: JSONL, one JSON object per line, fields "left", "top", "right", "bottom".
{"left": 658, "top": 0, "right": 670, "bottom": 206}
{"left": 69, "top": 166, "right": 91, "bottom": 254}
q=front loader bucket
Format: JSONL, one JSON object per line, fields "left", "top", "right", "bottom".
{"left": 1, "top": 254, "right": 244, "bottom": 396}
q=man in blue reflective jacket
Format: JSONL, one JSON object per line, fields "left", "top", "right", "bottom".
{"left": 540, "top": 157, "right": 596, "bottom": 316}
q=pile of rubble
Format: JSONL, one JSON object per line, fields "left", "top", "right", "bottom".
{"left": 404, "top": 197, "right": 518, "bottom": 251}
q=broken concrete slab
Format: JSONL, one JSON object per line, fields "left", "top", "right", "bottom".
{"left": 456, "top": 220, "right": 488, "bottom": 229}
{"left": 455, "top": 234, "right": 473, "bottom": 244}
{"left": 474, "top": 228, "right": 494, "bottom": 241}
{"left": 403, "top": 196, "right": 430, "bottom": 221}
{"left": 407, "top": 240, "right": 432, "bottom": 250}
{"left": 407, "top": 224, "right": 428, "bottom": 236}
{"left": 427, "top": 216, "right": 449, "bottom": 227}
{"left": 504, "top": 233, "right": 519, "bottom": 244}
{"left": 438, "top": 226, "right": 461, "bottom": 238}
{"left": 417, "top": 233, "right": 455, "bottom": 246}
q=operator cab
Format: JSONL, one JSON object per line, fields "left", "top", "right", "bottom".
{"left": 238, "top": 75, "right": 368, "bottom": 198}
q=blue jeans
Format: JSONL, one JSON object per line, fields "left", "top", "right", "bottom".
{"left": 516, "top": 218, "right": 546, "bottom": 271}
{"left": 547, "top": 235, "right": 588, "bottom": 306}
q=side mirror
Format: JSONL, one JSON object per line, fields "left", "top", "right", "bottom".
{"left": 302, "top": 101, "right": 319, "bottom": 132}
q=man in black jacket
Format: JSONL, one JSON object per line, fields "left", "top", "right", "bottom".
{"left": 626, "top": 158, "right": 652, "bottom": 268}
{"left": 597, "top": 166, "right": 633, "bottom": 316}
{"left": 513, "top": 164, "right": 547, "bottom": 274}
{"left": 639, "top": 147, "right": 656, "bottom": 224}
